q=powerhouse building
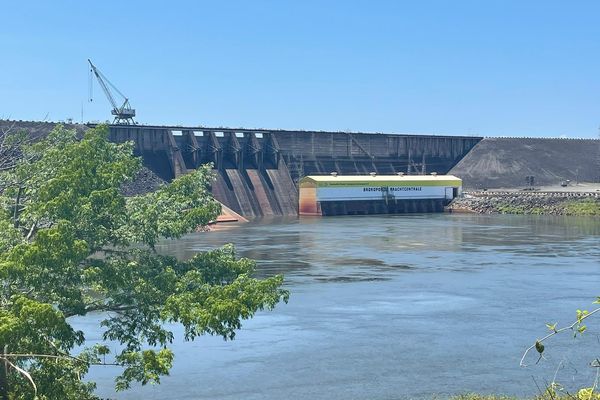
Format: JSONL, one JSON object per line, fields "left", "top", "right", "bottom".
{"left": 299, "top": 174, "right": 462, "bottom": 216}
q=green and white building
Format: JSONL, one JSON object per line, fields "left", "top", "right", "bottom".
{"left": 299, "top": 174, "right": 462, "bottom": 216}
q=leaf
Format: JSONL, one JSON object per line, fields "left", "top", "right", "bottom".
{"left": 535, "top": 340, "right": 545, "bottom": 354}
{"left": 576, "top": 309, "right": 589, "bottom": 323}
{"left": 96, "top": 344, "right": 110, "bottom": 356}
{"left": 546, "top": 323, "right": 557, "bottom": 332}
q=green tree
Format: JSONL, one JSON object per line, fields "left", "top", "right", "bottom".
{"left": 0, "top": 125, "right": 288, "bottom": 399}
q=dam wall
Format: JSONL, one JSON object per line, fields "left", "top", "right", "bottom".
{"left": 274, "top": 131, "right": 481, "bottom": 181}
{"left": 7, "top": 120, "right": 599, "bottom": 216}
{"left": 107, "top": 125, "right": 482, "bottom": 217}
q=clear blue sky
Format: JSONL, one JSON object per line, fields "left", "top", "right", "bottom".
{"left": 2, "top": 1, "right": 600, "bottom": 138}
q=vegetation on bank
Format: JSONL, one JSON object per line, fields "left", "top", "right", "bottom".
{"left": 495, "top": 203, "right": 532, "bottom": 215}
{"left": 451, "top": 395, "right": 520, "bottom": 400}
{"left": 562, "top": 198, "right": 600, "bottom": 216}
{"left": 451, "top": 196, "right": 600, "bottom": 216}
{"left": 0, "top": 125, "right": 288, "bottom": 399}
{"left": 495, "top": 198, "right": 600, "bottom": 216}
{"left": 450, "top": 390, "right": 600, "bottom": 400}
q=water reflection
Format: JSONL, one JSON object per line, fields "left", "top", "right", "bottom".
{"left": 87, "top": 214, "right": 600, "bottom": 400}
{"left": 156, "top": 214, "right": 599, "bottom": 279}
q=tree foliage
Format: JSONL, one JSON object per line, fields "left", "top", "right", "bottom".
{"left": 0, "top": 125, "right": 288, "bottom": 399}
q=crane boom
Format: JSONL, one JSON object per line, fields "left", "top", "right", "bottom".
{"left": 88, "top": 59, "right": 136, "bottom": 124}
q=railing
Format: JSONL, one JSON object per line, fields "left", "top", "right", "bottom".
{"left": 465, "top": 190, "right": 600, "bottom": 198}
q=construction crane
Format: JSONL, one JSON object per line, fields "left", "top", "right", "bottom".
{"left": 88, "top": 59, "right": 136, "bottom": 124}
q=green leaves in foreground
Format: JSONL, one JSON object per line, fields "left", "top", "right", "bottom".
{"left": 0, "top": 125, "right": 288, "bottom": 399}
{"left": 574, "top": 309, "right": 588, "bottom": 336}
{"left": 115, "top": 349, "right": 174, "bottom": 391}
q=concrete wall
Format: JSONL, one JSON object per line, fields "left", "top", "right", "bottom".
{"left": 0, "top": 120, "right": 484, "bottom": 217}
{"left": 274, "top": 131, "right": 481, "bottom": 182}
{"left": 105, "top": 125, "right": 482, "bottom": 217}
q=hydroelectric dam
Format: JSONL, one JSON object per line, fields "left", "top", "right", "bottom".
{"left": 2, "top": 120, "right": 598, "bottom": 218}
{"left": 107, "top": 124, "right": 482, "bottom": 217}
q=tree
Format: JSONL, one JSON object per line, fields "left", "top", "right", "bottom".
{"left": 0, "top": 125, "right": 289, "bottom": 399}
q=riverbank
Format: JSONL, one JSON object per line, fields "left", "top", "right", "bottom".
{"left": 451, "top": 391, "right": 600, "bottom": 400}
{"left": 448, "top": 192, "right": 600, "bottom": 216}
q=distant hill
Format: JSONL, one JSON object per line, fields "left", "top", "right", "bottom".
{"left": 449, "top": 137, "right": 600, "bottom": 189}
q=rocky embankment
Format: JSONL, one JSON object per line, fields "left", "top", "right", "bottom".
{"left": 449, "top": 191, "right": 600, "bottom": 216}
{"left": 120, "top": 167, "right": 166, "bottom": 196}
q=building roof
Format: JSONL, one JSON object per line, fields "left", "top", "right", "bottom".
{"left": 300, "top": 174, "right": 462, "bottom": 187}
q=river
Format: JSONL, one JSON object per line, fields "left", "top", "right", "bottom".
{"left": 77, "top": 214, "right": 600, "bottom": 399}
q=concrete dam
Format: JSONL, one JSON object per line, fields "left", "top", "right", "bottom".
{"left": 3, "top": 120, "right": 598, "bottom": 218}
{"left": 107, "top": 125, "right": 482, "bottom": 217}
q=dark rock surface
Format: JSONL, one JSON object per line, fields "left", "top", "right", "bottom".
{"left": 0, "top": 119, "right": 89, "bottom": 139}
{"left": 120, "top": 167, "right": 165, "bottom": 196}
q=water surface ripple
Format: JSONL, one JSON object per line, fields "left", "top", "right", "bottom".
{"left": 82, "top": 214, "right": 600, "bottom": 399}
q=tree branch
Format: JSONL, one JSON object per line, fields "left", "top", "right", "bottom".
{"left": 1, "top": 354, "right": 121, "bottom": 367}
{"left": 521, "top": 307, "right": 600, "bottom": 367}
{"left": 64, "top": 304, "right": 138, "bottom": 319}
{"left": 25, "top": 221, "right": 37, "bottom": 241}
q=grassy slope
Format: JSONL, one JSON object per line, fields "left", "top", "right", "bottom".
{"left": 562, "top": 199, "right": 600, "bottom": 216}
{"left": 494, "top": 198, "right": 600, "bottom": 216}
{"left": 451, "top": 391, "right": 600, "bottom": 400}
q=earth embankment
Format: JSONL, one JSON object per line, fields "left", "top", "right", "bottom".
{"left": 0, "top": 119, "right": 88, "bottom": 138}
{"left": 449, "top": 138, "right": 600, "bottom": 189}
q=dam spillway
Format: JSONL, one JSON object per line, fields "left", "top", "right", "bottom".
{"left": 107, "top": 125, "right": 482, "bottom": 217}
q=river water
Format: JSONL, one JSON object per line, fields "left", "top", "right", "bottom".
{"left": 78, "top": 214, "right": 600, "bottom": 399}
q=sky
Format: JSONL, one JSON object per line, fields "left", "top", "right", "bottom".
{"left": 1, "top": 1, "right": 600, "bottom": 138}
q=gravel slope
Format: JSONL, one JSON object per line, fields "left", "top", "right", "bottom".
{"left": 450, "top": 137, "right": 600, "bottom": 189}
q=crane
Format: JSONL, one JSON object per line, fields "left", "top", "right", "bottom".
{"left": 88, "top": 59, "right": 136, "bottom": 125}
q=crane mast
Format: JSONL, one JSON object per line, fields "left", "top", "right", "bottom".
{"left": 88, "top": 59, "right": 136, "bottom": 125}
